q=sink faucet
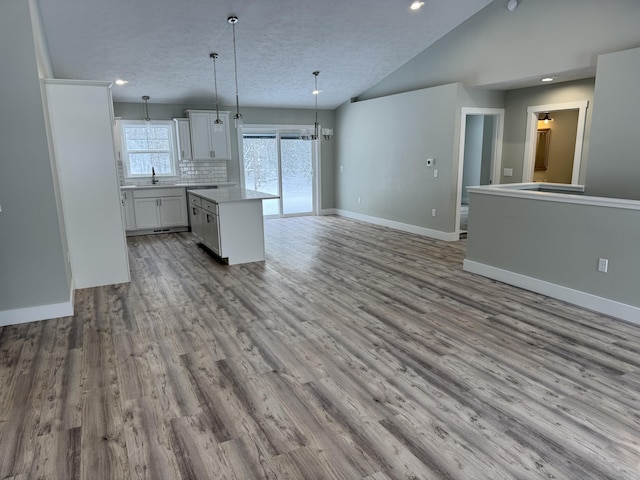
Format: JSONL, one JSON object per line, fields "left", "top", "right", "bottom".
{"left": 152, "top": 167, "right": 158, "bottom": 184}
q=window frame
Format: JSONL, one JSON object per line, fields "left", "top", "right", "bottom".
{"left": 120, "top": 120, "right": 179, "bottom": 180}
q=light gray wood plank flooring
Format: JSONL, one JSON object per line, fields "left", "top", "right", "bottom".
{"left": 1, "top": 215, "right": 639, "bottom": 479}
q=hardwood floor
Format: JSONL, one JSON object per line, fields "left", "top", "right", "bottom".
{"left": 1, "top": 215, "right": 640, "bottom": 479}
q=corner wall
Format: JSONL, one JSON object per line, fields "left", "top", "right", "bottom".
{"left": 0, "top": 0, "right": 72, "bottom": 322}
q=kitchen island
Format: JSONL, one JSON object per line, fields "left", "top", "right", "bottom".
{"left": 187, "top": 187, "right": 279, "bottom": 265}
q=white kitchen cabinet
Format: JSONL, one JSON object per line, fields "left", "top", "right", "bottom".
{"left": 189, "top": 194, "right": 204, "bottom": 241}
{"left": 120, "top": 190, "right": 136, "bottom": 231}
{"left": 131, "top": 187, "right": 188, "bottom": 233}
{"left": 201, "top": 199, "right": 220, "bottom": 255}
{"left": 186, "top": 110, "right": 231, "bottom": 161}
{"left": 174, "top": 118, "right": 192, "bottom": 160}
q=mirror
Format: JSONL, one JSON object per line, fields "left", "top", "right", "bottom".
{"left": 535, "top": 128, "right": 551, "bottom": 171}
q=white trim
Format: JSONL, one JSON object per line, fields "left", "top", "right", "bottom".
{"left": 463, "top": 260, "right": 640, "bottom": 325}
{"left": 522, "top": 100, "right": 589, "bottom": 184}
{"left": 467, "top": 182, "right": 640, "bottom": 210}
{"left": 0, "top": 281, "right": 75, "bottom": 326}
{"left": 456, "top": 107, "right": 505, "bottom": 237}
{"left": 334, "top": 209, "right": 459, "bottom": 241}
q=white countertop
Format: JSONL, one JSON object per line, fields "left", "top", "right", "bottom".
{"left": 120, "top": 182, "right": 236, "bottom": 190}
{"left": 188, "top": 187, "right": 279, "bottom": 203}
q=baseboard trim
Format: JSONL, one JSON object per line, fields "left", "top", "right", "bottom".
{"left": 463, "top": 259, "right": 640, "bottom": 325}
{"left": 332, "top": 209, "right": 458, "bottom": 242}
{"left": 0, "top": 281, "right": 75, "bottom": 326}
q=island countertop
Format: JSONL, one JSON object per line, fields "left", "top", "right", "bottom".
{"left": 187, "top": 187, "right": 279, "bottom": 204}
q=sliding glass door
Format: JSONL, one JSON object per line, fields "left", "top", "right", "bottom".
{"left": 242, "top": 128, "right": 316, "bottom": 217}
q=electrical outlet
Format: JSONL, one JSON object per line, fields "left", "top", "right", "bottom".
{"left": 598, "top": 258, "right": 609, "bottom": 273}
{"left": 504, "top": 168, "right": 513, "bottom": 177}
{"left": 433, "top": 169, "right": 439, "bottom": 178}
{"left": 357, "top": 196, "right": 361, "bottom": 204}
{"left": 340, "top": 165, "right": 343, "bottom": 172}
{"left": 431, "top": 208, "right": 437, "bottom": 217}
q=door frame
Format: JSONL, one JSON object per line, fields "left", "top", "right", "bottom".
{"left": 238, "top": 124, "right": 320, "bottom": 217}
{"left": 455, "top": 107, "right": 505, "bottom": 236}
{"left": 522, "top": 100, "right": 589, "bottom": 184}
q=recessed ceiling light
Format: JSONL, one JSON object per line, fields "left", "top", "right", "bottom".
{"left": 410, "top": 1, "right": 425, "bottom": 11}
{"left": 541, "top": 77, "right": 554, "bottom": 82}
{"left": 115, "top": 79, "right": 128, "bottom": 85}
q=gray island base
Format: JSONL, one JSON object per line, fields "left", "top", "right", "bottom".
{"left": 187, "top": 187, "right": 279, "bottom": 265}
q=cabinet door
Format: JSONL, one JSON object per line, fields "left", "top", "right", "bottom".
{"left": 121, "top": 191, "right": 136, "bottom": 231}
{"left": 175, "top": 118, "right": 192, "bottom": 160}
{"left": 189, "top": 112, "right": 213, "bottom": 160}
{"left": 203, "top": 210, "right": 220, "bottom": 254}
{"left": 190, "top": 205, "right": 204, "bottom": 241}
{"left": 158, "top": 196, "right": 188, "bottom": 227}
{"left": 133, "top": 198, "right": 162, "bottom": 229}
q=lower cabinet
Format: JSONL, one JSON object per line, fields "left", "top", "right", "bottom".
{"left": 120, "top": 190, "right": 136, "bottom": 231}
{"left": 129, "top": 188, "right": 188, "bottom": 233}
{"left": 189, "top": 193, "right": 220, "bottom": 255}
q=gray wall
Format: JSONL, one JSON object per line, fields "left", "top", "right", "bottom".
{"left": 334, "top": 83, "right": 503, "bottom": 233}
{"left": 462, "top": 116, "right": 483, "bottom": 204}
{"left": 585, "top": 47, "right": 640, "bottom": 200}
{"left": 501, "top": 78, "right": 595, "bottom": 184}
{"left": 358, "top": 0, "right": 640, "bottom": 102}
{"left": 466, "top": 191, "right": 640, "bottom": 310}
{"left": 0, "top": 0, "right": 71, "bottom": 311}
{"left": 114, "top": 102, "right": 336, "bottom": 209}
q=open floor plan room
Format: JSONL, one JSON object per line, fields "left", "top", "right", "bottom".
{"left": 1, "top": 216, "right": 639, "bottom": 479}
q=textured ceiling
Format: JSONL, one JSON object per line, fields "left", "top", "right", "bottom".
{"left": 37, "top": 0, "right": 494, "bottom": 109}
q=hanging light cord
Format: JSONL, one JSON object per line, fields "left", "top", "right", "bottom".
{"left": 313, "top": 71, "right": 319, "bottom": 139}
{"left": 229, "top": 16, "right": 242, "bottom": 121}
{"left": 210, "top": 53, "right": 221, "bottom": 124}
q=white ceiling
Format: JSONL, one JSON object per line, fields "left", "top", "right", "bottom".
{"left": 37, "top": 0, "right": 494, "bottom": 109}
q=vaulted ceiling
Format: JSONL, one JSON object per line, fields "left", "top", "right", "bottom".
{"left": 37, "top": 0, "right": 494, "bottom": 109}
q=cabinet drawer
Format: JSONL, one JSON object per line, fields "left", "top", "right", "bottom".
{"left": 133, "top": 187, "right": 185, "bottom": 199}
{"left": 188, "top": 194, "right": 202, "bottom": 208}
{"left": 202, "top": 199, "right": 218, "bottom": 214}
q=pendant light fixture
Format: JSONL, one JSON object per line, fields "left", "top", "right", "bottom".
{"left": 228, "top": 16, "right": 243, "bottom": 128}
{"left": 142, "top": 95, "right": 151, "bottom": 121}
{"left": 303, "top": 71, "right": 333, "bottom": 141}
{"left": 209, "top": 52, "right": 224, "bottom": 132}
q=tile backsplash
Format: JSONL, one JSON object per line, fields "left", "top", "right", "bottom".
{"left": 118, "top": 159, "right": 229, "bottom": 186}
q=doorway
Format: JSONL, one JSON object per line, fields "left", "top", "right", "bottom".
{"left": 456, "top": 107, "right": 505, "bottom": 236}
{"left": 241, "top": 126, "right": 318, "bottom": 217}
{"left": 522, "top": 101, "right": 589, "bottom": 184}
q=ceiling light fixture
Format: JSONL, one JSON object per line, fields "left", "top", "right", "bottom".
{"left": 540, "top": 112, "right": 554, "bottom": 124}
{"left": 506, "top": 0, "right": 518, "bottom": 12}
{"left": 209, "top": 53, "right": 224, "bottom": 132}
{"left": 541, "top": 77, "right": 554, "bottom": 82}
{"left": 142, "top": 95, "right": 151, "bottom": 121}
{"left": 410, "top": 1, "right": 425, "bottom": 10}
{"left": 115, "top": 79, "right": 128, "bottom": 85}
{"left": 228, "top": 16, "right": 243, "bottom": 128}
{"left": 303, "top": 71, "right": 333, "bottom": 141}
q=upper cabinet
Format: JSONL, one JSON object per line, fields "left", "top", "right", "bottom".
{"left": 174, "top": 118, "right": 192, "bottom": 161}
{"left": 186, "top": 110, "right": 231, "bottom": 161}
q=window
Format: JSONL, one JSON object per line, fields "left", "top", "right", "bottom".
{"left": 120, "top": 120, "right": 177, "bottom": 179}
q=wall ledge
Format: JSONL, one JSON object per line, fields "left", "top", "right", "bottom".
{"left": 463, "top": 259, "right": 640, "bottom": 325}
